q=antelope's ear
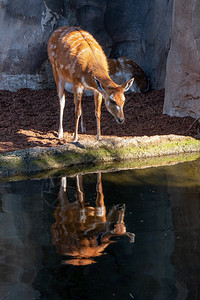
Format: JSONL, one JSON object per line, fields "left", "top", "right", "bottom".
{"left": 94, "top": 77, "right": 105, "bottom": 92}
{"left": 121, "top": 78, "right": 134, "bottom": 92}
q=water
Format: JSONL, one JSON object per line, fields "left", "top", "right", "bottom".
{"left": 1, "top": 158, "right": 200, "bottom": 300}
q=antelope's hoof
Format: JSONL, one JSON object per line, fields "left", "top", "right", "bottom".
{"left": 58, "top": 130, "right": 64, "bottom": 139}
{"left": 73, "top": 135, "right": 78, "bottom": 143}
{"left": 58, "top": 134, "right": 64, "bottom": 139}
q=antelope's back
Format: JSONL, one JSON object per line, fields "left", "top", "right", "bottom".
{"left": 48, "top": 26, "right": 109, "bottom": 82}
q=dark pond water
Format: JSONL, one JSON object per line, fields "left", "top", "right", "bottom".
{"left": 1, "top": 158, "right": 200, "bottom": 300}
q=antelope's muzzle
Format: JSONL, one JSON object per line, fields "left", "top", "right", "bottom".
{"left": 117, "top": 117, "right": 125, "bottom": 124}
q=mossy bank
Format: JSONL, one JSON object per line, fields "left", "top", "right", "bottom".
{"left": 1, "top": 134, "right": 200, "bottom": 177}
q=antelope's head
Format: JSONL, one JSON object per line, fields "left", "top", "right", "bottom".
{"left": 94, "top": 76, "right": 134, "bottom": 124}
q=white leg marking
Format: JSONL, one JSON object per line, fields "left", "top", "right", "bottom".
{"left": 58, "top": 94, "right": 65, "bottom": 139}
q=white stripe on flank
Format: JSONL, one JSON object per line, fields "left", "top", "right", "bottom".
{"left": 65, "top": 32, "right": 80, "bottom": 42}
{"left": 68, "top": 37, "right": 84, "bottom": 48}
{"left": 72, "top": 48, "right": 88, "bottom": 73}
{"left": 70, "top": 42, "right": 85, "bottom": 53}
{"left": 113, "top": 70, "right": 124, "bottom": 77}
{"left": 118, "top": 58, "right": 126, "bottom": 69}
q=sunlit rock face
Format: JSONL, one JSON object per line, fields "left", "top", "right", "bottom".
{"left": 163, "top": 0, "right": 200, "bottom": 119}
{"left": 0, "top": 0, "right": 172, "bottom": 91}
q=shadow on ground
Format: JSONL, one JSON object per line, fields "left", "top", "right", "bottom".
{"left": 0, "top": 89, "right": 198, "bottom": 153}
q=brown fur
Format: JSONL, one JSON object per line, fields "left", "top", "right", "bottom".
{"left": 108, "top": 57, "right": 149, "bottom": 93}
{"left": 48, "top": 26, "right": 134, "bottom": 142}
{"left": 51, "top": 173, "right": 134, "bottom": 265}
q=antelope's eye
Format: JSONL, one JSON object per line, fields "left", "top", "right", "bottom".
{"left": 110, "top": 98, "right": 116, "bottom": 105}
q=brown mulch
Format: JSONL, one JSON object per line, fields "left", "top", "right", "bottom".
{"left": 0, "top": 88, "right": 198, "bottom": 153}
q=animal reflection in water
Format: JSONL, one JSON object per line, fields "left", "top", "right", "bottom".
{"left": 51, "top": 172, "right": 135, "bottom": 265}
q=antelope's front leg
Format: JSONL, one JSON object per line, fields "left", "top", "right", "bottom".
{"left": 59, "top": 177, "right": 68, "bottom": 206}
{"left": 57, "top": 80, "right": 65, "bottom": 139}
{"left": 76, "top": 175, "right": 85, "bottom": 206}
{"left": 76, "top": 175, "right": 86, "bottom": 222}
{"left": 95, "top": 172, "right": 106, "bottom": 219}
{"left": 73, "top": 85, "right": 84, "bottom": 142}
{"left": 94, "top": 91, "right": 103, "bottom": 141}
{"left": 96, "top": 172, "right": 104, "bottom": 206}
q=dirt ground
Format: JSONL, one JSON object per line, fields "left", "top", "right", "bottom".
{"left": 0, "top": 88, "right": 199, "bottom": 153}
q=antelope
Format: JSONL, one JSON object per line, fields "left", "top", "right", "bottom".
{"left": 108, "top": 57, "right": 149, "bottom": 93}
{"left": 48, "top": 26, "right": 134, "bottom": 142}
{"left": 51, "top": 172, "right": 135, "bottom": 265}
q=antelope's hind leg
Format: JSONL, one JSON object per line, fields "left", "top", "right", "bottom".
{"left": 81, "top": 107, "right": 86, "bottom": 133}
{"left": 94, "top": 91, "right": 103, "bottom": 141}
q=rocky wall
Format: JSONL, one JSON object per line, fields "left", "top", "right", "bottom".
{"left": 0, "top": 0, "right": 173, "bottom": 91}
{"left": 163, "top": 0, "right": 200, "bottom": 119}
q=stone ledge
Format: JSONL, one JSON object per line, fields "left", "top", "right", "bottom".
{"left": 0, "top": 134, "right": 200, "bottom": 177}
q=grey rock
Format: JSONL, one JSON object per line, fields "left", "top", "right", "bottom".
{"left": 0, "top": 0, "right": 173, "bottom": 91}
{"left": 0, "top": 1, "right": 61, "bottom": 90}
{"left": 163, "top": 0, "right": 200, "bottom": 119}
{"left": 105, "top": 0, "right": 173, "bottom": 89}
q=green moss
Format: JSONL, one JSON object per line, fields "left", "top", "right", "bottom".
{"left": 0, "top": 155, "right": 24, "bottom": 175}
{"left": 1, "top": 152, "right": 200, "bottom": 182}
{"left": 1, "top": 135, "right": 200, "bottom": 178}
